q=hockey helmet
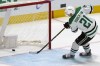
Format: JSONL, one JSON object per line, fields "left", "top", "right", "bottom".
{"left": 65, "top": 6, "right": 75, "bottom": 16}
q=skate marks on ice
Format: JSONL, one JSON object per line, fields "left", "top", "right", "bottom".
{"left": 0, "top": 49, "right": 100, "bottom": 66}
{"left": 72, "top": 56, "right": 100, "bottom": 66}
{"left": 57, "top": 49, "right": 100, "bottom": 66}
{"left": 72, "top": 54, "right": 100, "bottom": 66}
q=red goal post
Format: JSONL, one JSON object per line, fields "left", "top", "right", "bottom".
{"left": 0, "top": 1, "right": 51, "bottom": 49}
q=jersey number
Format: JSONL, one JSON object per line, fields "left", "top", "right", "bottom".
{"left": 79, "top": 15, "right": 93, "bottom": 28}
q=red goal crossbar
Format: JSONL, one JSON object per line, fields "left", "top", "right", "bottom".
{"left": 0, "top": 1, "right": 52, "bottom": 49}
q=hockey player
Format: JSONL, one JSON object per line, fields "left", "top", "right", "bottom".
{"left": 62, "top": 5, "right": 98, "bottom": 59}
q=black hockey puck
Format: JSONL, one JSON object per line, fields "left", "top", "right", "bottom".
{"left": 12, "top": 49, "right": 15, "bottom": 51}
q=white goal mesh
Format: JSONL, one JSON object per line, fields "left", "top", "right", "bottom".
{"left": 0, "top": 1, "right": 51, "bottom": 50}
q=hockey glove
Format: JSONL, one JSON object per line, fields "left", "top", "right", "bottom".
{"left": 63, "top": 22, "right": 70, "bottom": 29}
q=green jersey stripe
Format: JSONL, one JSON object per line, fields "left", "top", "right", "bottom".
{"left": 69, "top": 7, "right": 81, "bottom": 24}
{"left": 87, "top": 26, "right": 98, "bottom": 36}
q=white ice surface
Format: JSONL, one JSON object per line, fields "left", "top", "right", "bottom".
{"left": 0, "top": 13, "right": 100, "bottom": 66}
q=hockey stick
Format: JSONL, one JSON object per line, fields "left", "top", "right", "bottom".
{"left": 36, "top": 27, "right": 66, "bottom": 54}
{"left": 29, "top": 28, "right": 65, "bottom": 54}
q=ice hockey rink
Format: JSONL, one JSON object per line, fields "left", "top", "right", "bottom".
{"left": 0, "top": 13, "right": 100, "bottom": 66}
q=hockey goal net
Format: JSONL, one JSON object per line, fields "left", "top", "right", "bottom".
{"left": 0, "top": 1, "right": 51, "bottom": 50}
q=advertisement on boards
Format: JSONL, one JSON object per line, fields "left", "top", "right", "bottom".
{"left": 0, "top": 0, "right": 17, "bottom": 4}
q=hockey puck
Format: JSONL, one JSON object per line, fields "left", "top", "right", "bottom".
{"left": 12, "top": 49, "right": 15, "bottom": 51}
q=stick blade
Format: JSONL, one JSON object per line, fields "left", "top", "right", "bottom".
{"left": 36, "top": 51, "right": 41, "bottom": 54}
{"left": 29, "top": 51, "right": 37, "bottom": 54}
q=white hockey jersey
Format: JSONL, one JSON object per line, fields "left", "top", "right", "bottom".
{"left": 68, "top": 6, "right": 98, "bottom": 38}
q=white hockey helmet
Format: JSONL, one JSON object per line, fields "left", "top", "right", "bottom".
{"left": 65, "top": 6, "right": 75, "bottom": 16}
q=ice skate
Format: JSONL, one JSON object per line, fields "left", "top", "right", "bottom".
{"left": 80, "top": 50, "right": 92, "bottom": 57}
{"left": 62, "top": 54, "right": 75, "bottom": 59}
